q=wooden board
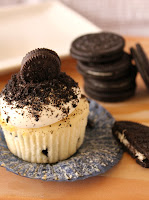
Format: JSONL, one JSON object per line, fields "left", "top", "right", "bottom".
{"left": 0, "top": 36, "right": 149, "bottom": 199}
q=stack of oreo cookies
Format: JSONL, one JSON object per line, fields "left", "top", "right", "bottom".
{"left": 70, "top": 32, "right": 137, "bottom": 102}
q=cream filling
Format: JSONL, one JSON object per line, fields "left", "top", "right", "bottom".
{"left": 115, "top": 130, "right": 146, "bottom": 162}
{"left": 90, "top": 81, "right": 130, "bottom": 89}
{"left": 0, "top": 87, "right": 81, "bottom": 129}
{"left": 87, "top": 70, "right": 113, "bottom": 76}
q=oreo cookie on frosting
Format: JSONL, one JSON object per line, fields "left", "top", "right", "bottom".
{"left": 20, "top": 48, "right": 61, "bottom": 83}
{"left": 112, "top": 121, "right": 149, "bottom": 168}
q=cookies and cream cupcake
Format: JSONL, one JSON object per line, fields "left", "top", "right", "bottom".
{"left": 0, "top": 48, "right": 89, "bottom": 163}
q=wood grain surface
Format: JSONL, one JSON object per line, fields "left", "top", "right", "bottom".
{"left": 0, "top": 36, "right": 149, "bottom": 200}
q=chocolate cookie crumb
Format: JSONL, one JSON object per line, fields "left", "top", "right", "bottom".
{"left": 6, "top": 116, "right": 10, "bottom": 123}
{"left": 42, "top": 149, "right": 48, "bottom": 157}
{"left": 35, "top": 115, "right": 39, "bottom": 122}
{"left": 0, "top": 72, "right": 79, "bottom": 121}
{"left": 81, "top": 94, "right": 86, "bottom": 99}
{"left": 72, "top": 103, "right": 77, "bottom": 108}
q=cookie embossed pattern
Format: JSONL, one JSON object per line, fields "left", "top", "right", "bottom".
{"left": 0, "top": 100, "right": 123, "bottom": 181}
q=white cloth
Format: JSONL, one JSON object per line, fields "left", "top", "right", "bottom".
{"left": 0, "top": 0, "right": 148, "bottom": 36}
{"left": 61, "top": 0, "right": 149, "bottom": 36}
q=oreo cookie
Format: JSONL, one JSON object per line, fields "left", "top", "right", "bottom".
{"left": 77, "top": 53, "right": 132, "bottom": 80}
{"left": 84, "top": 84, "right": 136, "bottom": 102}
{"left": 112, "top": 121, "right": 149, "bottom": 168}
{"left": 131, "top": 44, "right": 149, "bottom": 89}
{"left": 70, "top": 32, "right": 125, "bottom": 63}
{"left": 20, "top": 48, "right": 61, "bottom": 83}
{"left": 84, "top": 66, "right": 137, "bottom": 93}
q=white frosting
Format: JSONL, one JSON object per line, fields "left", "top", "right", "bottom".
{"left": 116, "top": 130, "right": 146, "bottom": 162}
{"left": 0, "top": 87, "right": 81, "bottom": 129}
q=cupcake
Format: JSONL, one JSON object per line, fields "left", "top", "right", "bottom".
{"left": 0, "top": 48, "right": 89, "bottom": 163}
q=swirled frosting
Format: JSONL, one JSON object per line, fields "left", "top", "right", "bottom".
{"left": 0, "top": 72, "right": 81, "bottom": 128}
{"left": 0, "top": 48, "right": 82, "bottom": 128}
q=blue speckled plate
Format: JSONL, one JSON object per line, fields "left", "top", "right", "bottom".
{"left": 0, "top": 100, "right": 123, "bottom": 181}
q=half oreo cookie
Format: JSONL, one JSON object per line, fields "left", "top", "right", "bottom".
{"left": 112, "top": 121, "right": 149, "bottom": 168}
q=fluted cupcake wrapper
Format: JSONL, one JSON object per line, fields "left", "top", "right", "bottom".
{"left": 3, "top": 118, "right": 87, "bottom": 164}
{"left": 0, "top": 100, "right": 123, "bottom": 181}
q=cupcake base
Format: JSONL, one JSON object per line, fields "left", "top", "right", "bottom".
{"left": 0, "top": 100, "right": 123, "bottom": 181}
{"left": 0, "top": 98, "right": 89, "bottom": 163}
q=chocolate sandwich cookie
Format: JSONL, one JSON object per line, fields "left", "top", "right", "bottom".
{"left": 70, "top": 32, "right": 125, "bottom": 63}
{"left": 112, "top": 121, "right": 149, "bottom": 168}
{"left": 20, "top": 48, "right": 61, "bottom": 83}
{"left": 84, "top": 66, "right": 137, "bottom": 93}
{"left": 84, "top": 84, "right": 136, "bottom": 102}
{"left": 131, "top": 44, "right": 149, "bottom": 89}
{"left": 77, "top": 53, "right": 132, "bottom": 80}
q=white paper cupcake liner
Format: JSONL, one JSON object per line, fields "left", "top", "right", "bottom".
{"left": 3, "top": 116, "right": 87, "bottom": 163}
{"left": 0, "top": 100, "right": 123, "bottom": 181}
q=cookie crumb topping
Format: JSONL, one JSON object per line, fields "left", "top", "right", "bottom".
{"left": 0, "top": 48, "right": 80, "bottom": 121}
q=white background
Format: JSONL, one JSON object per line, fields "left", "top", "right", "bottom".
{"left": 0, "top": 0, "right": 148, "bottom": 36}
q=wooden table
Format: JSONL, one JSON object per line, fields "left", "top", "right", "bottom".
{"left": 0, "top": 36, "right": 149, "bottom": 200}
